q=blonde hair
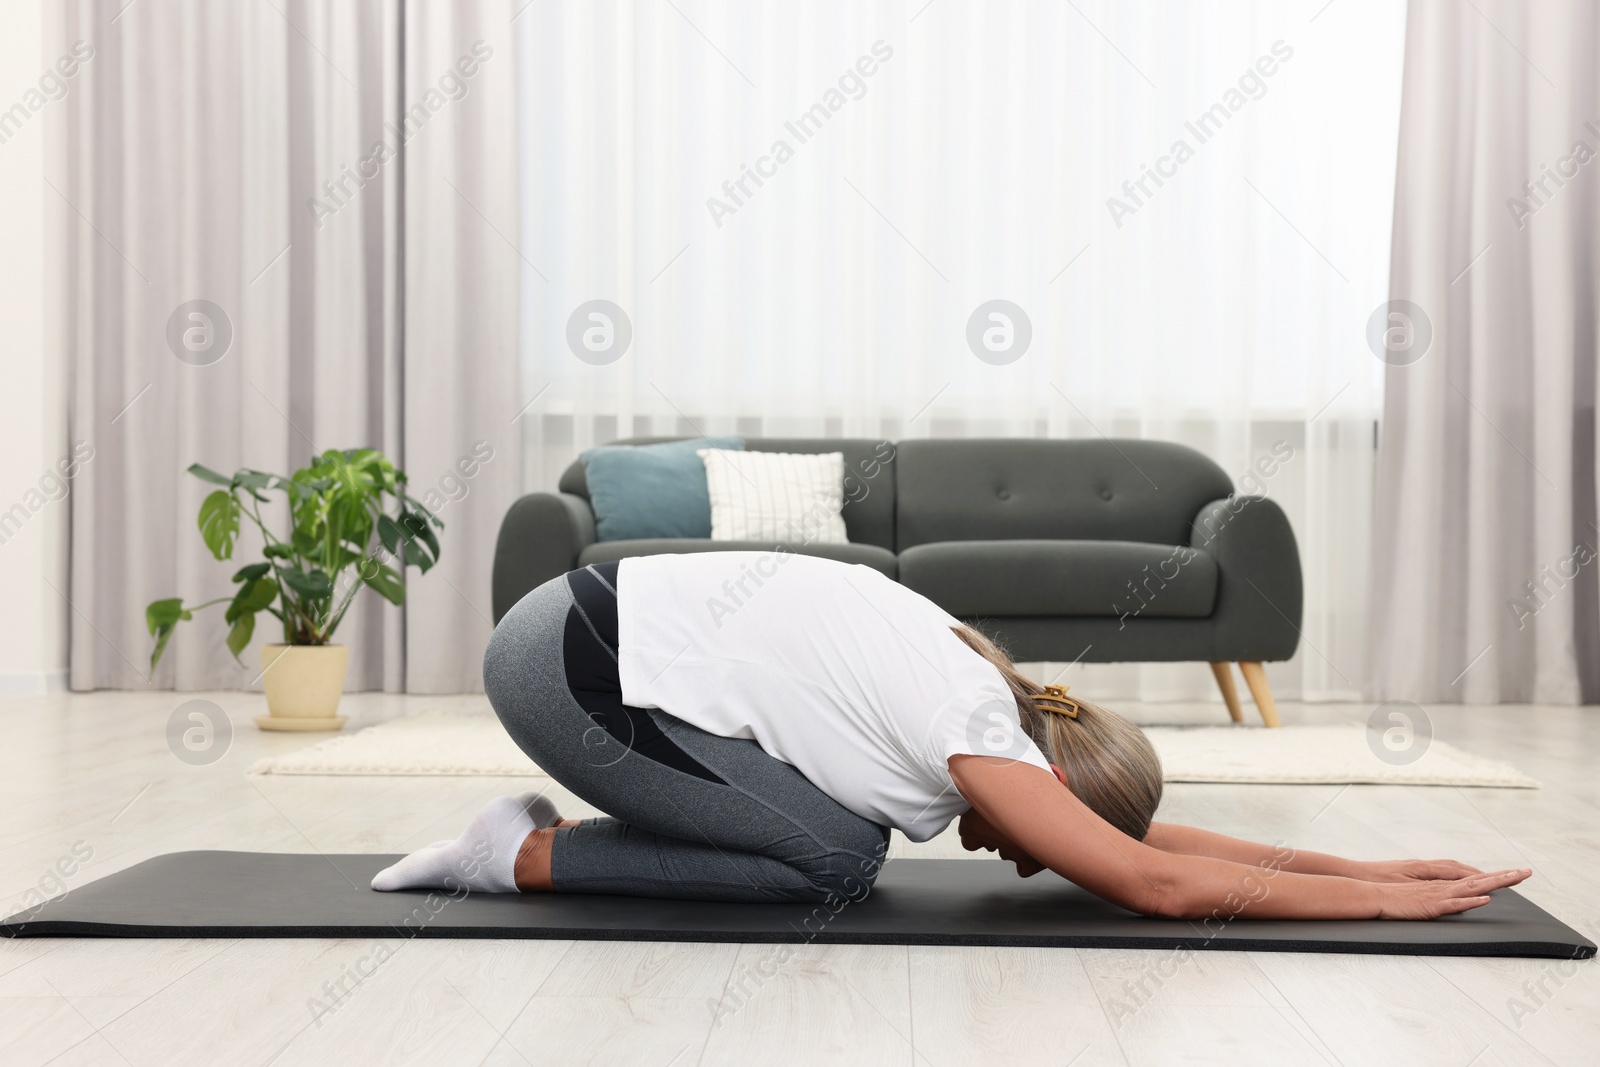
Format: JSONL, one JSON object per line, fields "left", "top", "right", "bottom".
{"left": 952, "top": 625, "right": 1163, "bottom": 840}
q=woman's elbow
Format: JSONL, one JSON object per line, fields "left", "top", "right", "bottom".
{"left": 1131, "top": 886, "right": 1194, "bottom": 919}
{"left": 1112, "top": 868, "right": 1208, "bottom": 919}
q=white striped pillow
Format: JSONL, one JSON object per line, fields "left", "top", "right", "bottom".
{"left": 697, "top": 449, "right": 850, "bottom": 544}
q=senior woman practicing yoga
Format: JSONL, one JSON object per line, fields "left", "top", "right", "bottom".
{"left": 374, "top": 552, "right": 1529, "bottom": 919}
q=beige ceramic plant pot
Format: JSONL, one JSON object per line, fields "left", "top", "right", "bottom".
{"left": 258, "top": 644, "right": 350, "bottom": 731}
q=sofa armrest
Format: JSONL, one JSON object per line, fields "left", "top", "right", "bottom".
{"left": 1189, "top": 496, "right": 1302, "bottom": 662}
{"left": 491, "top": 492, "right": 597, "bottom": 623}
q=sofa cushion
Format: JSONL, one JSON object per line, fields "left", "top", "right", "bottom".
{"left": 578, "top": 539, "right": 897, "bottom": 578}
{"left": 699, "top": 449, "right": 849, "bottom": 543}
{"left": 560, "top": 437, "right": 898, "bottom": 551}
{"left": 894, "top": 438, "right": 1234, "bottom": 550}
{"left": 898, "top": 540, "right": 1216, "bottom": 618}
{"left": 580, "top": 436, "right": 743, "bottom": 541}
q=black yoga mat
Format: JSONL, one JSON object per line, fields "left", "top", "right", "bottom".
{"left": 3, "top": 852, "right": 1592, "bottom": 959}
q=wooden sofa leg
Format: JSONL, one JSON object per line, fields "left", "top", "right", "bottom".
{"left": 1209, "top": 662, "right": 1244, "bottom": 723}
{"left": 1238, "top": 662, "right": 1281, "bottom": 728}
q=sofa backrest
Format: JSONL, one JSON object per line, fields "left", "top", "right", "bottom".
{"left": 893, "top": 439, "right": 1233, "bottom": 550}
{"left": 558, "top": 437, "right": 898, "bottom": 550}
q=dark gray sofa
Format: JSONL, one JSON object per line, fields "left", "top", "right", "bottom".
{"left": 491, "top": 437, "right": 1301, "bottom": 725}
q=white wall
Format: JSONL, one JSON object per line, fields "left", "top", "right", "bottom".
{"left": 0, "top": 0, "right": 70, "bottom": 695}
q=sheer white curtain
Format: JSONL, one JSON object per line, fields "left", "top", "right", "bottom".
{"left": 515, "top": 0, "right": 1406, "bottom": 701}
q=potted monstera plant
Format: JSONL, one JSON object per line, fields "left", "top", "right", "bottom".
{"left": 146, "top": 448, "right": 442, "bottom": 731}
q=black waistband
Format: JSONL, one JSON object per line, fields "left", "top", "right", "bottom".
{"left": 562, "top": 562, "right": 725, "bottom": 785}
{"left": 567, "top": 561, "right": 621, "bottom": 654}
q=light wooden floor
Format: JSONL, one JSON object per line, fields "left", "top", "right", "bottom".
{"left": 0, "top": 690, "right": 1595, "bottom": 1067}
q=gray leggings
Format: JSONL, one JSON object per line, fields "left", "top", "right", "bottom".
{"left": 482, "top": 570, "right": 890, "bottom": 903}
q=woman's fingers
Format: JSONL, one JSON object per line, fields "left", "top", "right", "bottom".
{"left": 1435, "top": 895, "right": 1493, "bottom": 916}
{"left": 1426, "top": 859, "right": 1484, "bottom": 878}
{"left": 1458, "top": 868, "right": 1530, "bottom": 894}
{"left": 1432, "top": 869, "right": 1529, "bottom": 915}
{"left": 1398, "top": 859, "right": 1485, "bottom": 881}
{"left": 1362, "top": 858, "right": 1490, "bottom": 883}
{"left": 1465, "top": 868, "right": 1529, "bottom": 889}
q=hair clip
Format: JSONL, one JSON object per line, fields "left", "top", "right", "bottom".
{"left": 1035, "top": 684, "right": 1080, "bottom": 719}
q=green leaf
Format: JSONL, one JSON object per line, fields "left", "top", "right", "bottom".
{"left": 280, "top": 566, "right": 333, "bottom": 601}
{"left": 234, "top": 469, "right": 282, "bottom": 503}
{"left": 262, "top": 542, "right": 294, "bottom": 560}
{"left": 376, "top": 514, "right": 403, "bottom": 556}
{"left": 197, "top": 490, "right": 240, "bottom": 560}
{"left": 235, "top": 470, "right": 277, "bottom": 493}
{"left": 291, "top": 527, "right": 321, "bottom": 560}
{"left": 145, "top": 598, "right": 193, "bottom": 670}
{"left": 187, "top": 463, "right": 235, "bottom": 487}
{"left": 145, "top": 598, "right": 190, "bottom": 635}
{"left": 150, "top": 626, "right": 176, "bottom": 671}
{"left": 361, "top": 561, "right": 405, "bottom": 605}
{"left": 398, "top": 510, "right": 440, "bottom": 572}
{"left": 402, "top": 492, "right": 441, "bottom": 527}
{"left": 225, "top": 576, "right": 278, "bottom": 623}
{"left": 232, "top": 562, "right": 272, "bottom": 583}
{"left": 225, "top": 611, "right": 255, "bottom": 662}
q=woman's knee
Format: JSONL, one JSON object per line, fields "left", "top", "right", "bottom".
{"left": 803, "top": 827, "right": 889, "bottom": 905}
{"left": 793, "top": 855, "right": 885, "bottom": 924}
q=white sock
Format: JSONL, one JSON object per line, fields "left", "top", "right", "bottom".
{"left": 514, "top": 790, "right": 564, "bottom": 829}
{"left": 407, "top": 797, "right": 558, "bottom": 870}
{"left": 372, "top": 796, "right": 535, "bottom": 894}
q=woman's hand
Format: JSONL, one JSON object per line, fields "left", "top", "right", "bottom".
{"left": 1373, "top": 868, "right": 1532, "bottom": 919}
{"left": 958, "top": 808, "right": 1046, "bottom": 878}
{"left": 1349, "top": 858, "right": 1485, "bottom": 883}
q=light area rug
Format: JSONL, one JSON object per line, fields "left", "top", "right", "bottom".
{"left": 248, "top": 711, "right": 1539, "bottom": 787}
{"left": 1148, "top": 724, "right": 1538, "bottom": 787}
{"left": 249, "top": 711, "right": 542, "bottom": 777}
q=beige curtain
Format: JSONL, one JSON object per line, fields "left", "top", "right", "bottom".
{"left": 399, "top": 0, "right": 522, "bottom": 692}
{"left": 1370, "top": 0, "right": 1600, "bottom": 703}
{"left": 56, "top": 0, "right": 518, "bottom": 693}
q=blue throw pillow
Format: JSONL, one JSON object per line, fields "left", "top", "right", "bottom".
{"left": 581, "top": 437, "right": 744, "bottom": 541}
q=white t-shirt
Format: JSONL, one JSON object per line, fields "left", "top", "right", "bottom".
{"left": 615, "top": 552, "right": 1052, "bottom": 841}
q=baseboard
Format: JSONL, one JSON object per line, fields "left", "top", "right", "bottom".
{"left": 0, "top": 670, "right": 68, "bottom": 696}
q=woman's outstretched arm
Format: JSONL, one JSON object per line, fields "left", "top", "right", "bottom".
{"left": 948, "top": 755, "right": 1530, "bottom": 920}
{"left": 1143, "top": 822, "right": 1485, "bottom": 882}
